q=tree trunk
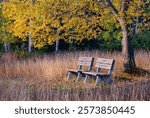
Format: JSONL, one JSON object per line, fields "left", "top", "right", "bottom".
{"left": 135, "top": 17, "right": 139, "bottom": 34}
{"left": 55, "top": 40, "right": 59, "bottom": 53}
{"left": 4, "top": 41, "right": 10, "bottom": 52}
{"left": 27, "top": 0, "right": 35, "bottom": 53}
{"left": 104, "top": 0, "right": 136, "bottom": 72}
{"left": 28, "top": 32, "right": 32, "bottom": 53}
{"left": 7, "top": 42, "right": 10, "bottom": 51}
{"left": 120, "top": 20, "right": 136, "bottom": 72}
{"left": 69, "top": 39, "right": 73, "bottom": 51}
{"left": 4, "top": 41, "right": 7, "bottom": 52}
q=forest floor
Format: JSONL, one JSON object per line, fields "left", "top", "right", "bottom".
{"left": 0, "top": 50, "right": 150, "bottom": 100}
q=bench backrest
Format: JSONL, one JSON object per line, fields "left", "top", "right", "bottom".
{"left": 95, "top": 58, "right": 115, "bottom": 75}
{"left": 77, "top": 57, "right": 94, "bottom": 71}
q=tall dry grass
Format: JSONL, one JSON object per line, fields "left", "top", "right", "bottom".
{"left": 0, "top": 50, "right": 150, "bottom": 100}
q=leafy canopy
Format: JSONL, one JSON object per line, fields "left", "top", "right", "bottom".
{"left": 1, "top": 0, "right": 148, "bottom": 48}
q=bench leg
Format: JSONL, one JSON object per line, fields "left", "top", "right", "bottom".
{"left": 76, "top": 73, "right": 82, "bottom": 82}
{"left": 95, "top": 76, "right": 101, "bottom": 86}
{"left": 67, "top": 72, "right": 73, "bottom": 80}
{"left": 84, "top": 75, "right": 90, "bottom": 84}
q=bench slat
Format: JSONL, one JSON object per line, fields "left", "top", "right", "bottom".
{"left": 83, "top": 71, "right": 109, "bottom": 76}
{"left": 66, "top": 69, "right": 81, "bottom": 73}
{"left": 96, "top": 58, "right": 114, "bottom": 64}
{"left": 83, "top": 71, "right": 97, "bottom": 76}
{"left": 77, "top": 57, "right": 94, "bottom": 66}
{"left": 77, "top": 61, "right": 92, "bottom": 66}
{"left": 95, "top": 63, "right": 112, "bottom": 69}
{"left": 95, "top": 58, "right": 114, "bottom": 69}
{"left": 78, "top": 57, "right": 93, "bottom": 61}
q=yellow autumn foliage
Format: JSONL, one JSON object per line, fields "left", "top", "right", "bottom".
{"left": 1, "top": 0, "right": 147, "bottom": 48}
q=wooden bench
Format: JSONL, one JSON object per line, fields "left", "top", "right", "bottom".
{"left": 66, "top": 57, "right": 94, "bottom": 82}
{"left": 83, "top": 58, "right": 115, "bottom": 86}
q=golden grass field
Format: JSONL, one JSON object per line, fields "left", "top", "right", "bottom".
{"left": 0, "top": 50, "right": 150, "bottom": 100}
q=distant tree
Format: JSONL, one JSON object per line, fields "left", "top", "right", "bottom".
{"left": 0, "top": 0, "right": 16, "bottom": 52}
{"left": 2, "top": 0, "right": 75, "bottom": 52}
{"left": 2, "top": 0, "right": 49, "bottom": 52}
{"left": 2, "top": 0, "right": 33, "bottom": 52}
{"left": 28, "top": 0, "right": 35, "bottom": 53}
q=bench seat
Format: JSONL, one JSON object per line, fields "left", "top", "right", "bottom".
{"left": 83, "top": 71, "right": 109, "bottom": 76}
{"left": 66, "top": 69, "right": 82, "bottom": 73}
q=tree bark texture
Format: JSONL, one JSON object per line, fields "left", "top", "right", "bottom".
{"left": 120, "top": 20, "right": 136, "bottom": 72}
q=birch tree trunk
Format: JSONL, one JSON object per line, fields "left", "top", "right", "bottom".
{"left": 28, "top": 0, "right": 35, "bottom": 53}
{"left": 1, "top": 0, "right": 10, "bottom": 52}
{"left": 55, "top": 29, "right": 60, "bottom": 53}
{"left": 28, "top": 32, "right": 32, "bottom": 53}
{"left": 55, "top": 40, "right": 59, "bottom": 53}
{"left": 135, "top": 17, "right": 139, "bottom": 34}
{"left": 69, "top": 39, "right": 73, "bottom": 51}
{"left": 4, "top": 41, "right": 7, "bottom": 52}
{"left": 4, "top": 41, "right": 10, "bottom": 52}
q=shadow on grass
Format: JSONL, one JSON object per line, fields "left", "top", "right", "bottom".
{"left": 113, "top": 67, "right": 150, "bottom": 82}
{"left": 133, "top": 67, "right": 150, "bottom": 78}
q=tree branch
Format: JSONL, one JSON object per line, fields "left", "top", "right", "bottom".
{"left": 104, "top": 0, "right": 120, "bottom": 21}
{"left": 121, "top": 0, "right": 130, "bottom": 12}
